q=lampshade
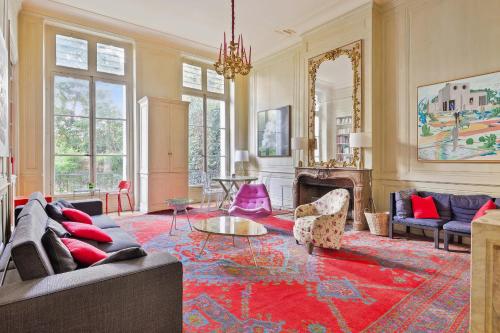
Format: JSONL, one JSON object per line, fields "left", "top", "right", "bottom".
{"left": 349, "top": 132, "right": 372, "bottom": 148}
{"left": 234, "top": 150, "right": 249, "bottom": 162}
{"left": 291, "top": 137, "right": 308, "bottom": 151}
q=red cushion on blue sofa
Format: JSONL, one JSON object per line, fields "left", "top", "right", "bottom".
{"left": 472, "top": 199, "right": 497, "bottom": 221}
{"left": 62, "top": 222, "right": 113, "bottom": 243}
{"left": 62, "top": 208, "right": 93, "bottom": 224}
{"left": 61, "top": 238, "right": 108, "bottom": 266}
{"left": 411, "top": 195, "right": 440, "bottom": 219}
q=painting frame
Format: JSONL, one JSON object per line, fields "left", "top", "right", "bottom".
{"left": 257, "top": 105, "right": 291, "bottom": 158}
{"left": 417, "top": 70, "right": 500, "bottom": 163}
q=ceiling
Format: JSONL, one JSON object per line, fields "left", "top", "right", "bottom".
{"left": 24, "top": 0, "right": 371, "bottom": 60}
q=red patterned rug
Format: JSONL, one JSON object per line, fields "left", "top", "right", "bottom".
{"left": 116, "top": 210, "right": 470, "bottom": 332}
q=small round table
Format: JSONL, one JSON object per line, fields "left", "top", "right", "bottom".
{"left": 194, "top": 216, "right": 268, "bottom": 266}
{"left": 166, "top": 198, "right": 194, "bottom": 235}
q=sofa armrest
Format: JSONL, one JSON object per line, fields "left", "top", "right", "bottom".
{"left": 295, "top": 203, "right": 318, "bottom": 219}
{"left": 70, "top": 199, "right": 103, "bottom": 216}
{"left": 0, "top": 252, "right": 183, "bottom": 332}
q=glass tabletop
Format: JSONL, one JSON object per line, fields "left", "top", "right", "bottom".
{"left": 212, "top": 176, "right": 258, "bottom": 182}
{"left": 166, "top": 198, "right": 194, "bottom": 206}
{"left": 194, "top": 216, "right": 267, "bottom": 237}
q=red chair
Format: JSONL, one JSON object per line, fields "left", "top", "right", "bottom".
{"left": 105, "top": 180, "right": 133, "bottom": 215}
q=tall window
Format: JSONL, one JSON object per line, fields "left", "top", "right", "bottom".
{"left": 47, "top": 27, "right": 132, "bottom": 194}
{"left": 182, "top": 61, "right": 229, "bottom": 186}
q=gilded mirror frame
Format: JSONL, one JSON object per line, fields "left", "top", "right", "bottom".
{"left": 307, "top": 40, "right": 362, "bottom": 168}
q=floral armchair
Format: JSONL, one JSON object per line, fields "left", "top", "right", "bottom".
{"left": 293, "top": 189, "right": 350, "bottom": 254}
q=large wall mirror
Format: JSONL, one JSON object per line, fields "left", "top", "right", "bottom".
{"left": 308, "top": 40, "right": 362, "bottom": 168}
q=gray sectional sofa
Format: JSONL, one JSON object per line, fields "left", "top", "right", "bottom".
{"left": 0, "top": 192, "right": 183, "bottom": 332}
{"left": 389, "top": 191, "right": 500, "bottom": 250}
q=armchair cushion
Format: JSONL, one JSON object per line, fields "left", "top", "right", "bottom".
{"left": 229, "top": 184, "right": 272, "bottom": 219}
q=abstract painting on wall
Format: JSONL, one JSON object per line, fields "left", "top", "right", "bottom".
{"left": 257, "top": 105, "right": 290, "bottom": 157}
{"left": 417, "top": 71, "right": 500, "bottom": 162}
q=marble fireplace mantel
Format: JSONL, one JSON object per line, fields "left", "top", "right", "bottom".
{"left": 293, "top": 167, "right": 372, "bottom": 231}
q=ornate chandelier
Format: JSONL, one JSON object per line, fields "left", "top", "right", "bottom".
{"left": 214, "top": 0, "right": 252, "bottom": 80}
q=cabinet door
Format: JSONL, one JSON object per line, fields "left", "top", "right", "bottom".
{"left": 149, "top": 102, "right": 171, "bottom": 173}
{"left": 169, "top": 104, "right": 188, "bottom": 173}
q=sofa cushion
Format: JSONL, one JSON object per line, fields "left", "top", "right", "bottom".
{"left": 411, "top": 195, "right": 439, "bottom": 219}
{"left": 395, "top": 189, "right": 417, "bottom": 218}
{"left": 41, "top": 229, "right": 78, "bottom": 273}
{"left": 62, "top": 222, "right": 113, "bottom": 243}
{"left": 61, "top": 238, "right": 108, "bottom": 266}
{"left": 46, "top": 200, "right": 75, "bottom": 223}
{"left": 91, "top": 214, "right": 119, "bottom": 229}
{"left": 443, "top": 221, "right": 471, "bottom": 234}
{"left": 46, "top": 218, "right": 71, "bottom": 238}
{"left": 79, "top": 227, "right": 141, "bottom": 253}
{"left": 419, "top": 191, "right": 452, "bottom": 220}
{"left": 451, "top": 194, "right": 491, "bottom": 222}
{"left": 393, "top": 216, "right": 447, "bottom": 228}
{"left": 11, "top": 204, "right": 55, "bottom": 280}
{"left": 91, "top": 247, "right": 147, "bottom": 267}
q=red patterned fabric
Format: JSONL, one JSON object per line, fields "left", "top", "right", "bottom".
{"left": 62, "top": 222, "right": 112, "bottom": 243}
{"left": 411, "top": 195, "right": 440, "bottom": 219}
{"left": 61, "top": 238, "right": 108, "bottom": 265}
{"left": 472, "top": 199, "right": 497, "bottom": 221}
{"left": 62, "top": 208, "right": 93, "bottom": 224}
{"left": 116, "top": 209, "right": 470, "bottom": 332}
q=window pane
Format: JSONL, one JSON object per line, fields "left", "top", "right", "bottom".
{"left": 207, "top": 128, "right": 226, "bottom": 157}
{"left": 96, "top": 119, "right": 126, "bottom": 154}
{"left": 182, "top": 95, "right": 203, "bottom": 126}
{"left": 96, "top": 81, "right": 126, "bottom": 119}
{"left": 56, "top": 35, "right": 88, "bottom": 70}
{"left": 55, "top": 116, "right": 90, "bottom": 155}
{"left": 207, "top": 155, "right": 226, "bottom": 179}
{"left": 54, "top": 76, "right": 89, "bottom": 116}
{"left": 54, "top": 156, "right": 90, "bottom": 194}
{"left": 97, "top": 43, "right": 125, "bottom": 75}
{"left": 182, "top": 63, "right": 202, "bottom": 90}
{"left": 96, "top": 156, "right": 125, "bottom": 191}
{"left": 207, "top": 99, "right": 225, "bottom": 128}
{"left": 207, "top": 69, "right": 224, "bottom": 93}
{"left": 188, "top": 125, "right": 204, "bottom": 186}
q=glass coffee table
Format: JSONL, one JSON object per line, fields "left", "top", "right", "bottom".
{"left": 194, "top": 216, "right": 268, "bottom": 266}
{"left": 166, "top": 198, "right": 194, "bottom": 235}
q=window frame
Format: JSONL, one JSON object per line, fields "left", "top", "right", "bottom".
{"left": 181, "top": 59, "right": 230, "bottom": 187}
{"left": 45, "top": 25, "right": 133, "bottom": 195}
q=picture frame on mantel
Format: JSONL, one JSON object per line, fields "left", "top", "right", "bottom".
{"left": 417, "top": 70, "right": 500, "bottom": 162}
{"left": 257, "top": 105, "right": 291, "bottom": 157}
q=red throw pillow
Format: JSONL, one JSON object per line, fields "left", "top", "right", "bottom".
{"left": 61, "top": 238, "right": 108, "bottom": 266}
{"left": 62, "top": 222, "right": 113, "bottom": 243}
{"left": 62, "top": 208, "right": 93, "bottom": 225}
{"left": 411, "top": 195, "right": 440, "bottom": 219}
{"left": 472, "top": 199, "right": 497, "bottom": 221}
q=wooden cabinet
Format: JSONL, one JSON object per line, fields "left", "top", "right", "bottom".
{"left": 137, "top": 96, "right": 189, "bottom": 212}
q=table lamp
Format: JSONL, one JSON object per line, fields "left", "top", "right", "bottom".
{"left": 234, "top": 150, "right": 249, "bottom": 175}
{"left": 291, "top": 137, "right": 308, "bottom": 167}
{"left": 349, "top": 132, "right": 371, "bottom": 169}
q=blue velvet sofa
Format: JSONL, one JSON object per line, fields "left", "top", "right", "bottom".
{"left": 389, "top": 191, "right": 500, "bottom": 250}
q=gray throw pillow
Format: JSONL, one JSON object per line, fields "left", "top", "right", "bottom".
{"left": 46, "top": 200, "right": 75, "bottom": 222}
{"left": 395, "top": 189, "right": 417, "bottom": 218}
{"left": 46, "top": 218, "right": 71, "bottom": 238}
{"left": 41, "top": 229, "right": 77, "bottom": 274}
{"left": 91, "top": 247, "right": 147, "bottom": 267}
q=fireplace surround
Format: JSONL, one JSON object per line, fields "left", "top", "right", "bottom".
{"left": 293, "top": 167, "right": 372, "bottom": 231}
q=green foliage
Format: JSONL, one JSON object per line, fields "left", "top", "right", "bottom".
{"left": 466, "top": 138, "right": 474, "bottom": 145}
{"left": 421, "top": 124, "right": 432, "bottom": 137}
{"left": 479, "top": 134, "right": 497, "bottom": 149}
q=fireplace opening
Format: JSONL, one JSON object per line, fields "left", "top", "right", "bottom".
{"left": 296, "top": 176, "right": 355, "bottom": 222}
